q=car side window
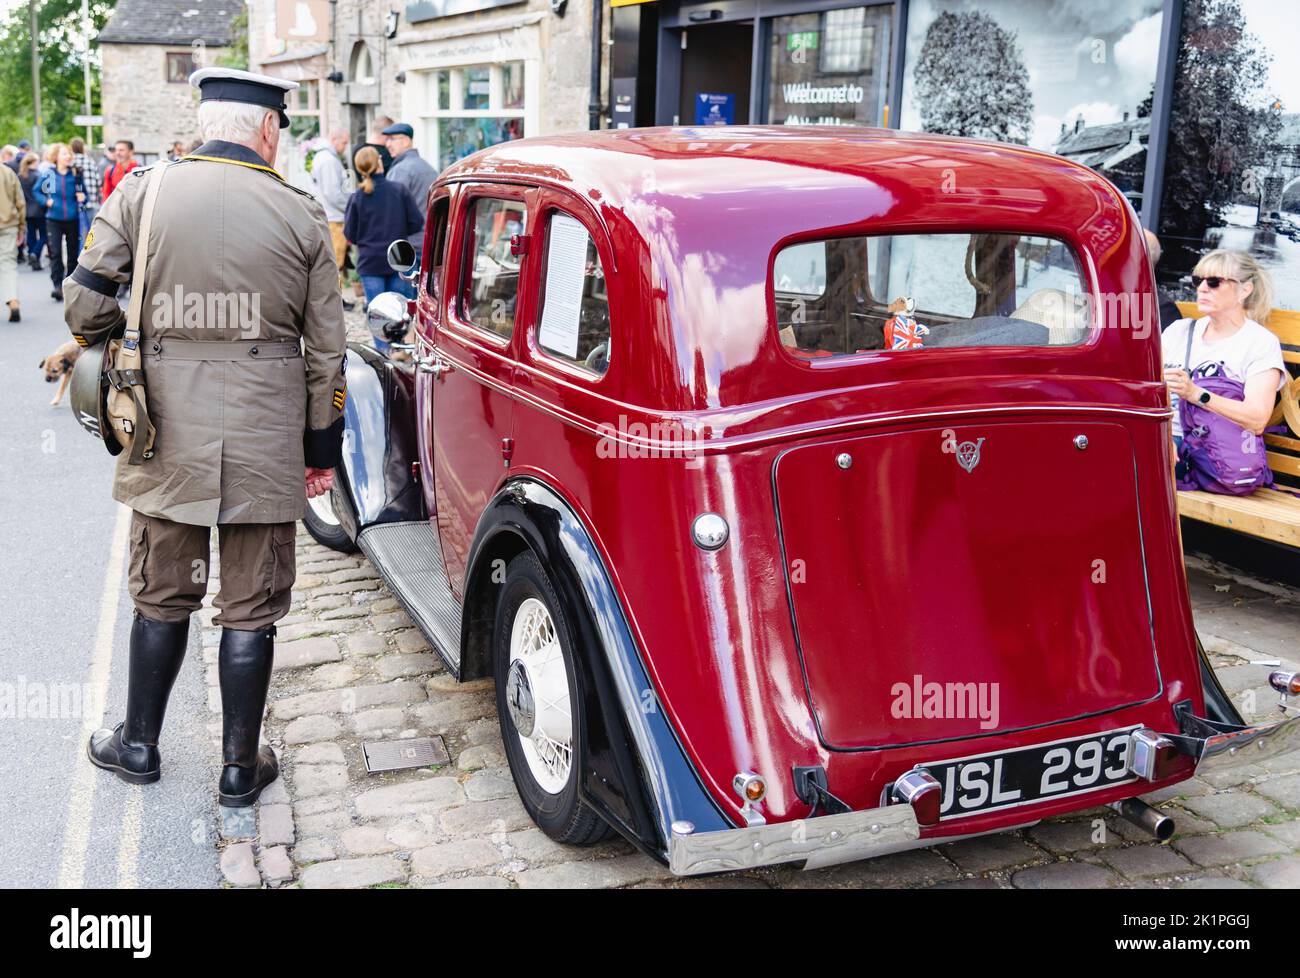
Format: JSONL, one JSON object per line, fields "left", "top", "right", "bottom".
{"left": 536, "top": 211, "right": 611, "bottom": 376}
{"left": 462, "top": 197, "right": 527, "bottom": 339}
{"left": 425, "top": 196, "right": 450, "bottom": 300}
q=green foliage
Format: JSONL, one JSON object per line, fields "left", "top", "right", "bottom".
{"left": 0, "top": 0, "right": 114, "bottom": 146}
{"left": 214, "top": 6, "right": 248, "bottom": 70}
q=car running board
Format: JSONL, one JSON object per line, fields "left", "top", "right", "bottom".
{"left": 356, "top": 521, "right": 463, "bottom": 674}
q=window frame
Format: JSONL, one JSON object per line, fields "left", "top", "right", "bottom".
{"left": 769, "top": 227, "right": 1097, "bottom": 366}
{"left": 165, "top": 51, "right": 197, "bottom": 84}
{"left": 528, "top": 205, "right": 616, "bottom": 383}
{"left": 415, "top": 61, "right": 528, "bottom": 171}
{"left": 453, "top": 192, "right": 531, "bottom": 347}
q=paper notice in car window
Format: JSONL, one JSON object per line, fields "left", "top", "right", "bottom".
{"left": 538, "top": 214, "right": 589, "bottom": 360}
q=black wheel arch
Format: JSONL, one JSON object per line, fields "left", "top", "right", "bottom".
{"left": 460, "top": 477, "right": 731, "bottom": 860}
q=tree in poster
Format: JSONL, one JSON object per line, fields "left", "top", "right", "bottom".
{"left": 912, "top": 11, "right": 1033, "bottom": 145}
{"left": 1149, "top": 0, "right": 1278, "bottom": 241}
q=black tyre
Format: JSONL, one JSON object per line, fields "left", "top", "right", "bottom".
{"left": 302, "top": 484, "right": 358, "bottom": 554}
{"left": 494, "top": 550, "right": 611, "bottom": 845}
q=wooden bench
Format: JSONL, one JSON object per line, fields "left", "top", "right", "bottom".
{"left": 1173, "top": 302, "right": 1300, "bottom": 547}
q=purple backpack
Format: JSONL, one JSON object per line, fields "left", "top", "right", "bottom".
{"left": 1175, "top": 320, "right": 1273, "bottom": 495}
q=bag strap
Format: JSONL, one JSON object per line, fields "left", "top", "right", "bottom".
{"left": 116, "top": 163, "right": 169, "bottom": 466}
{"left": 1183, "top": 317, "right": 1196, "bottom": 372}
{"left": 123, "top": 162, "right": 169, "bottom": 355}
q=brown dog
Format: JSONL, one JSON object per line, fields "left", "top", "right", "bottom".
{"left": 40, "top": 341, "right": 83, "bottom": 407}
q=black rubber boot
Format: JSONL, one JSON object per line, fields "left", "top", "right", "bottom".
{"left": 217, "top": 625, "right": 279, "bottom": 807}
{"left": 87, "top": 614, "right": 189, "bottom": 784}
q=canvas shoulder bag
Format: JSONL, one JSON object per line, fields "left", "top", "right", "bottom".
{"left": 104, "top": 161, "right": 169, "bottom": 465}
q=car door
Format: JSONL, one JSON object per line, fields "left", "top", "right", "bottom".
{"left": 428, "top": 186, "right": 535, "bottom": 598}
{"left": 414, "top": 190, "right": 451, "bottom": 522}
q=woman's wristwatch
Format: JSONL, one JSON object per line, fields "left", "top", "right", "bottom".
{"left": 1194, "top": 387, "right": 1211, "bottom": 405}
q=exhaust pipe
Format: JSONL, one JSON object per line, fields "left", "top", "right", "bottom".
{"left": 1109, "top": 798, "right": 1175, "bottom": 842}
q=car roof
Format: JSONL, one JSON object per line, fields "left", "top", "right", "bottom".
{"left": 439, "top": 125, "right": 1130, "bottom": 251}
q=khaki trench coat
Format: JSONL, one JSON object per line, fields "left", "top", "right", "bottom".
{"left": 64, "top": 140, "right": 347, "bottom": 526}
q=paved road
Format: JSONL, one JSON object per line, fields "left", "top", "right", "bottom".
{"left": 0, "top": 260, "right": 218, "bottom": 887}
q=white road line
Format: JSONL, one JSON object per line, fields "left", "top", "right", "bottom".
{"left": 117, "top": 788, "right": 142, "bottom": 889}
{"left": 57, "top": 502, "right": 131, "bottom": 889}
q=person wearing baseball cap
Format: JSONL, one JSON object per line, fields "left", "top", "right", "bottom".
{"left": 381, "top": 122, "right": 436, "bottom": 261}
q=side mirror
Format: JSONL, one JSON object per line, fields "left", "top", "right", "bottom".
{"left": 386, "top": 239, "right": 418, "bottom": 283}
{"left": 366, "top": 292, "right": 410, "bottom": 345}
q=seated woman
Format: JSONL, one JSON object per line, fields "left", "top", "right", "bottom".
{"left": 1161, "top": 249, "right": 1285, "bottom": 451}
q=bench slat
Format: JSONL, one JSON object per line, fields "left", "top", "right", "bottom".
{"left": 1178, "top": 489, "right": 1300, "bottom": 547}
{"left": 1266, "top": 450, "right": 1300, "bottom": 479}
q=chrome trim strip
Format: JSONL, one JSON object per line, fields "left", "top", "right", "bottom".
{"left": 496, "top": 384, "right": 1173, "bottom": 456}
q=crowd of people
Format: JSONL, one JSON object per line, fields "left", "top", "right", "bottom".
{"left": 0, "top": 136, "right": 154, "bottom": 318}
{"left": 0, "top": 114, "right": 437, "bottom": 322}
{"left": 312, "top": 115, "right": 437, "bottom": 307}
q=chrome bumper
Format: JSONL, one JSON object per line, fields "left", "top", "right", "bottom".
{"left": 669, "top": 802, "right": 924, "bottom": 876}
{"left": 1126, "top": 710, "right": 1300, "bottom": 781}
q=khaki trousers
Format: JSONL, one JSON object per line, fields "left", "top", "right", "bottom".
{"left": 0, "top": 225, "right": 17, "bottom": 304}
{"left": 128, "top": 511, "right": 297, "bottom": 630}
{"left": 329, "top": 221, "right": 348, "bottom": 289}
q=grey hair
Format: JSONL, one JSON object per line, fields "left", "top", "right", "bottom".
{"left": 198, "top": 101, "right": 275, "bottom": 144}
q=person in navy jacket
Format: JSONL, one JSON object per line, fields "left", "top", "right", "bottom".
{"left": 343, "top": 146, "right": 422, "bottom": 304}
{"left": 39, "top": 144, "right": 86, "bottom": 300}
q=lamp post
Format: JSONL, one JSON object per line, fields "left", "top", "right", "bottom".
{"left": 82, "top": 0, "right": 95, "bottom": 148}
{"left": 29, "top": 0, "right": 43, "bottom": 151}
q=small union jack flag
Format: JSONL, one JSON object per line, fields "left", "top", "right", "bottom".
{"left": 884, "top": 313, "right": 929, "bottom": 350}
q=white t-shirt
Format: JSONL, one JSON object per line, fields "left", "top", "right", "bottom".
{"left": 1161, "top": 316, "right": 1286, "bottom": 437}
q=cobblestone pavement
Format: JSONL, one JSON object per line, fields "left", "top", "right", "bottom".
{"left": 198, "top": 526, "right": 1300, "bottom": 890}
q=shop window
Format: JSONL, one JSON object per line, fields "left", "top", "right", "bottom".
{"left": 503, "top": 62, "right": 525, "bottom": 110}
{"left": 537, "top": 213, "right": 612, "bottom": 376}
{"left": 417, "top": 62, "right": 527, "bottom": 171}
{"left": 767, "top": 6, "right": 893, "bottom": 127}
{"left": 461, "top": 67, "right": 491, "bottom": 110}
{"left": 463, "top": 198, "right": 528, "bottom": 340}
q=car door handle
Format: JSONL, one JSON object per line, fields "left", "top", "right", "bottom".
{"left": 417, "top": 353, "right": 453, "bottom": 378}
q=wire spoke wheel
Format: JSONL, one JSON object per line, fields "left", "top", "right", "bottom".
{"left": 494, "top": 550, "right": 611, "bottom": 845}
{"left": 509, "top": 597, "right": 573, "bottom": 794}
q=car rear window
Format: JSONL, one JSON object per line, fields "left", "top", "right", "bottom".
{"left": 773, "top": 232, "right": 1090, "bottom": 358}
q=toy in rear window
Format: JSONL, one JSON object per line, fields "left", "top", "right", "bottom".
{"left": 883, "top": 296, "right": 929, "bottom": 350}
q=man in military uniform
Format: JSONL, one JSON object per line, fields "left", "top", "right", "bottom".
{"left": 66, "top": 68, "right": 347, "bottom": 807}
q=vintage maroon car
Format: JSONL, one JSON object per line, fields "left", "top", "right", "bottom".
{"left": 305, "top": 126, "right": 1300, "bottom": 874}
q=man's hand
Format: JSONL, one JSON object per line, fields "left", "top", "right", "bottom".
{"left": 305, "top": 466, "right": 334, "bottom": 499}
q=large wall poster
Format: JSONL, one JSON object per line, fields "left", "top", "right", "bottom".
{"left": 901, "top": 0, "right": 1164, "bottom": 203}
{"left": 1156, "top": 0, "right": 1299, "bottom": 309}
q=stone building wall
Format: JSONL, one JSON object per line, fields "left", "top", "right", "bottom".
{"left": 100, "top": 43, "right": 220, "bottom": 159}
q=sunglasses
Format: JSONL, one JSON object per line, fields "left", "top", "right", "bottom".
{"left": 1192, "top": 275, "right": 1239, "bottom": 289}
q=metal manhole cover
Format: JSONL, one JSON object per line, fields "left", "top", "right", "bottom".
{"left": 362, "top": 736, "right": 449, "bottom": 773}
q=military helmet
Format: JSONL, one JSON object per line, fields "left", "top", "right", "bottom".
{"left": 68, "top": 341, "right": 124, "bottom": 457}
